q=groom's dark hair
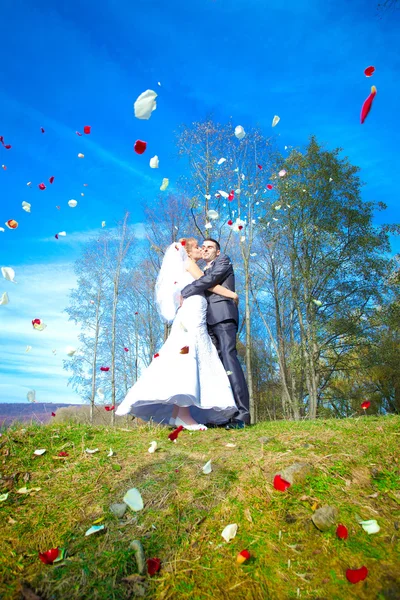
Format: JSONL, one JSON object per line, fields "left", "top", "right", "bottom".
{"left": 204, "top": 238, "right": 220, "bottom": 251}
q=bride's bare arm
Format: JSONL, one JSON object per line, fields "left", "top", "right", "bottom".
{"left": 186, "top": 260, "right": 239, "bottom": 303}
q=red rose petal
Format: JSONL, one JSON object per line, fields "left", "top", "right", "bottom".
{"left": 147, "top": 557, "right": 161, "bottom": 576}
{"left": 104, "top": 405, "right": 115, "bottom": 411}
{"left": 124, "top": 347, "right": 129, "bottom": 352}
{"left": 228, "top": 220, "right": 233, "bottom": 226}
{"left": 55, "top": 234, "right": 59, "bottom": 239}
{"left": 228, "top": 190, "right": 235, "bottom": 201}
{"left": 267, "top": 184, "right": 273, "bottom": 190}
{"left": 360, "top": 85, "right": 377, "bottom": 124}
{"left": 180, "top": 346, "right": 189, "bottom": 354}
{"left": 153, "top": 353, "right": 159, "bottom": 359}
{"left": 58, "top": 451, "right": 69, "bottom": 457}
{"left": 4, "top": 145, "right": 11, "bottom": 150}
{"left": 49, "top": 176, "right": 54, "bottom": 184}
{"left": 39, "top": 548, "right": 59, "bottom": 565}
{"left": 38, "top": 183, "right": 46, "bottom": 190}
{"left": 134, "top": 312, "right": 138, "bottom": 315}
{"left": 51, "top": 412, "right": 56, "bottom": 417}
{"left": 134, "top": 140, "right": 147, "bottom": 154}
{"left": 6, "top": 219, "right": 18, "bottom": 229}
{"left": 180, "top": 240, "right": 186, "bottom": 246}
{"left": 346, "top": 566, "right": 368, "bottom": 584}
{"left": 273, "top": 474, "right": 291, "bottom": 492}
{"left": 361, "top": 401, "right": 371, "bottom": 410}
{"left": 336, "top": 524, "right": 348, "bottom": 540}
{"left": 100, "top": 366, "right": 110, "bottom": 372}
{"left": 257, "top": 164, "right": 262, "bottom": 169}
{"left": 83, "top": 125, "right": 91, "bottom": 134}
{"left": 32, "top": 318, "right": 41, "bottom": 327}
{"left": 364, "top": 66, "right": 375, "bottom": 77}
{"left": 168, "top": 426, "right": 183, "bottom": 441}
{"left": 41, "top": 128, "right": 45, "bottom": 133}
{"left": 239, "top": 549, "right": 251, "bottom": 560}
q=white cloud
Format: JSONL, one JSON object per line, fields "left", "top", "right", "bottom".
{"left": 0, "top": 261, "right": 82, "bottom": 404}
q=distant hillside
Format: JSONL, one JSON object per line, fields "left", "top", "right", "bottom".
{"left": 0, "top": 403, "right": 83, "bottom": 427}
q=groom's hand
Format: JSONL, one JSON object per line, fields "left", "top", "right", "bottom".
{"left": 179, "top": 294, "right": 184, "bottom": 308}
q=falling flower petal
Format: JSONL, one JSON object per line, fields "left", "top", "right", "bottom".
{"left": 279, "top": 169, "right": 287, "bottom": 177}
{"left": 160, "top": 178, "right": 169, "bottom": 191}
{"left": 267, "top": 184, "right": 273, "bottom": 190}
{"left": 273, "top": 474, "right": 291, "bottom": 491}
{"left": 123, "top": 487, "right": 144, "bottom": 511}
{"left": 85, "top": 525, "right": 105, "bottom": 536}
{"left": 84, "top": 125, "right": 91, "bottom": 134}
{"left": 207, "top": 210, "right": 219, "bottom": 220}
{"left": 0, "top": 292, "right": 9, "bottom": 305}
{"left": 275, "top": 205, "right": 281, "bottom": 210}
{"left": 272, "top": 115, "right": 280, "bottom": 127}
{"left": 364, "top": 66, "right": 375, "bottom": 77}
{"left": 39, "top": 548, "right": 59, "bottom": 564}
{"left": 237, "top": 550, "right": 251, "bottom": 564}
{"left": 205, "top": 222, "right": 212, "bottom": 229}
{"left": 65, "top": 346, "right": 76, "bottom": 356}
{"left": 360, "top": 86, "right": 377, "bottom": 124}
{"left": 34, "top": 448, "right": 46, "bottom": 456}
{"left": 217, "top": 157, "right": 227, "bottom": 165}
{"left": 51, "top": 412, "right": 56, "bottom": 417}
{"left": 153, "top": 353, "right": 159, "bottom": 359}
{"left": 21, "top": 201, "right": 31, "bottom": 213}
{"left": 101, "top": 221, "right": 106, "bottom": 227}
{"left": 55, "top": 231, "right": 67, "bottom": 239}
{"left": 312, "top": 299, "right": 322, "bottom": 307}
{"left": 358, "top": 519, "right": 380, "bottom": 534}
{"left": 150, "top": 155, "right": 159, "bottom": 168}
{"left": 49, "top": 176, "right": 54, "bottom": 184}
{"left": 134, "top": 140, "right": 147, "bottom": 154}
{"left": 257, "top": 164, "right": 263, "bottom": 170}
{"left": 336, "top": 524, "right": 349, "bottom": 540}
{"left": 346, "top": 566, "right": 368, "bottom": 584}
{"left": 0, "top": 227, "right": 4, "bottom": 232}
{"left": 105, "top": 405, "right": 115, "bottom": 411}
{"left": 85, "top": 448, "right": 99, "bottom": 454}
{"left": 134, "top": 89, "right": 158, "bottom": 120}
{"left": 26, "top": 345, "right": 32, "bottom": 352}
{"left": 38, "top": 183, "right": 46, "bottom": 190}
{"left": 32, "top": 318, "right": 47, "bottom": 331}
{"left": 202, "top": 460, "right": 212, "bottom": 474}
{"left": 221, "top": 523, "right": 238, "bottom": 542}
{"left": 97, "top": 388, "right": 105, "bottom": 401}
{"left": 227, "top": 220, "right": 233, "bottom": 226}
{"left": 41, "top": 127, "right": 45, "bottom": 133}
{"left": 68, "top": 199, "right": 78, "bottom": 208}
{"left": 168, "top": 425, "right": 183, "bottom": 441}
{"left": 234, "top": 125, "right": 246, "bottom": 140}
{"left": 27, "top": 390, "right": 36, "bottom": 402}
{"left": 218, "top": 190, "right": 229, "bottom": 199}
{"left": 147, "top": 558, "right": 161, "bottom": 576}
{"left": 148, "top": 441, "right": 157, "bottom": 454}
{"left": 361, "top": 401, "right": 371, "bottom": 410}
{"left": 100, "top": 366, "right": 110, "bottom": 372}
{"left": 77, "top": 153, "right": 84, "bottom": 158}
{"left": 5, "top": 219, "right": 18, "bottom": 229}
{"left": 124, "top": 347, "right": 129, "bottom": 352}
{"left": 180, "top": 346, "right": 189, "bottom": 354}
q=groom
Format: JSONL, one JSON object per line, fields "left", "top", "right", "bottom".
{"left": 181, "top": 238, "right": 250, "bottom": 427}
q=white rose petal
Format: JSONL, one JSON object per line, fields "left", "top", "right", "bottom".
{"left": 1, "top": 267, "right": 16, "bottom": 283}
{"left": 101, "top": 221, "right": 106, "bottom": 228}
{"left": 221, "top": 523, "right": 238, "bottom": 542}
{"left": 202, "top": 460, "right": 212, "bottom": 474}
{"left": 34, "top": 449, "right": 46, "bottom": 456}
{"left": 85, "top": 448, "right": 99, "bottom": 454}
{"left": 0, "top": 292, "right": 9, "bottom": 305}
{"left": 160, "top": 178, "right": 169, "bottom": 191}
{"left": 272, "top": 115, "right": 280, "bottom": 127}
{"left": 22, "top": 201, "right": 31, "bottom": 213}
{"left": 68, "top": 199, "right": 78, "bottom": 208}
{"left": 207, "top": 210, "right": 219, "bottom": 220}
{"left": 217, "top": 157, "right": 227, "bottom": 165}
{"left": 97, "top": 388, "right": 105, "bottom": 401}
{"left": 234, "top": 125, "right": 246, "bottom": 140}
{"left": 148, "top": 441, "right": 157, "bottom": 454}
{"left": 205, "top": 222, "right": 212, "bottom": 229}
{"left": 123, "top": 487, "right": 144, "bottom": 511}
{"left": 359, "top": 519, "right": 380, "bottom": 534}
{"left": 27, "top": 390, "right": 36, "bottom": 403}
{"left": 150, "top": 155, "right": 159, "bottom": 168}
{"left": 134, "top": 89, "right": 157, "bottom": 120}
{"left": 65, "top": 346, "right": 77, "bottom": 357}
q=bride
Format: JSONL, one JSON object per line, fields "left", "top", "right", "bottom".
{"left": 115, "top": 238, "right": 239, "bottom": 430}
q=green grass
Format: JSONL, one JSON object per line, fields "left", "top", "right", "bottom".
{"left": 1, "top": 416, "right": 399, "bottom": 599}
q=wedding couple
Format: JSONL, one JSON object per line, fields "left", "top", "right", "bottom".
{"left": 115, "top": 238, "right": 250, "bottom": 430}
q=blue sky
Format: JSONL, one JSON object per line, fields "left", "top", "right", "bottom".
{"left": 0, "top": 0, "right": 399, "bottom": 403}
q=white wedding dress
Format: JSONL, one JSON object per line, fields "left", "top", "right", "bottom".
{"left": 115, "top": 272, "right": 237, "bottom": 425}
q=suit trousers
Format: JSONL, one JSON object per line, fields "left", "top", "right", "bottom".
{"left": 208, "top": 319, "right": 250, "bottom": 424}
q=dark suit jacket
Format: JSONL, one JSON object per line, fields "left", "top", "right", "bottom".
{"left": 181, "top": 254, "right": 239, "bottom": 326}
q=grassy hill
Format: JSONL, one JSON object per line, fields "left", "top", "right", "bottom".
{"left": 0, "top": 416, "right": 399, "bottom": 600}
